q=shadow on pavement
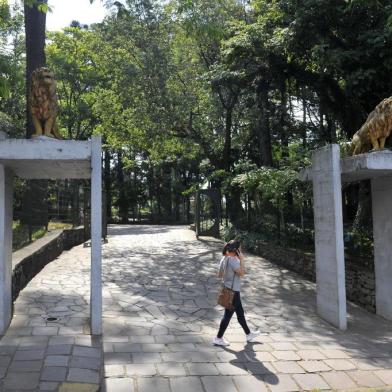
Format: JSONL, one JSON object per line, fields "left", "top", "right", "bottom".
{"left": 223, "top": 342, "right": 279, "bottom": 385}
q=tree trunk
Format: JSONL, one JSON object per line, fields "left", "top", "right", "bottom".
{"left": 257, "top": 80, "right": 273, "bottom": 167}
{"left": 23, "top": 1, "right": 48, "bottom": 231}
{"left": 24, "top": 0, "right": 47, "bottom": 139}
{"left": 223, "top": 106, "right": 233, "bottom": 171}
{"left": 117, "top": 150, "right": 128, "bottom": 224}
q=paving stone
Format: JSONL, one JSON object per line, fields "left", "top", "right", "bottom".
{"left": 233, "top": 375, "right": 269, "bottom": 392}
{"left": 137, "top": 377, "right": 170, "bottom": 392}
{"left": 104, "top": 364, "right": 126, "bottom": 377}
{"left": 375, "top": 369, "right": 392, "bottom": 385}
{"left": 292, "top": 373, "right": 330, "bottom": 390}
{"left": 157, "top": 362, "right": 187, "bottom": 376}
{"left": 187, "top": 363, "right": 219, "bottom": 375}
{"left": 47, "top": 345, "right": 73, "bottom": 355}
{"left": 70, "top": 356, "right": 101, "bottom": 370}
{"left": 323, "top": 359, "right": 356, "bottom": 370}
{"left": 129, "top": 335, "right": 155, "bottom": 344}
{"left": 154, "top": 335, "right": 177, "bottom": 344}
{"left": 263, "top": 374, "right": 300, "bottom": 392}
{"left": 271, "top": 343, "right": 297, "bottom": 351}
{"left": 132, "top": 353, "right": 161, "bottom": 363}
{"left": 39, "top": 381, "right": 60, "bottom": 391}
{"left": 201, "top": 376, "right": 238, "bottom": 392}
{"left": 73, "top": 346, "right": 101, "bottom": 358}
{"left": 32, "top": 327, "right": 59, "bottom": 336}
{"left": 45, "top": 355, "right": 70, "bottom": 367}
{"left": 273, "top": 361, "right": 306, "bottom": 374}
{"left": 298, "top": 360, "right": 331, "bottom": 372}
{"left": 320, "top": 349, "right": 350, "bottom": 359}
{"left": 272, "top": 351, "right": 301, "bottom": 361}
{"left": 347, "top": 370, "right": 386, "bottom": 387}
{"left": 142, "top": 343, "right": 167, "bottom": 353}
{"left": 104, "top": 377, "right": 134, "bottom": 392}
{"left": 8, "top": 360, "right": 42, "bottom": 372}
{"left": 125, "top": 363, "right": 156, "bottom": 376}
{"left": 42, "top": 366, "right": 68, "bottom": 382}
{"left": 177, "top": 335, "right": 204, "bottom": 343}
{"left": 171, "top": 376, "right": 204, "bottom": 392}
{"left": 59, "top": 382, "right": 100, "bottom": 392}
{"left": 14, "top": 349, "right": 45, "bottom": 360}
{"left": 297, "top": 350, "right": 326, "bottom": 360}
{"left": 167, "top": 343, "right": 196, "bottom": 352}
{"left": 246, "top": 361, "right": 277, "bottom": 375}
{"left": 68, "top": 368, "right": 100, "bottom": 384}
{"left": 3, "top": 372, "right": 40, "bottom": 389}
{"left": 161, "top": 352, "right": 192, "bottom": 362}
{"left": 321, "top": 371, "right": 357, "bottom": 389}
{"left": 103, "top": 353, "right": 132, "bottom": 365}
{"left": 113, "top": 343, "right": 143, "bottom": 353}
{"left": 215, "top": 362, "right": 248, "bottom": 375}
{"left": 190, "top": 352, "right": 219, "bottom": 362}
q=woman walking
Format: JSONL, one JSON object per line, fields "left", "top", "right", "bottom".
{"left": 213, "top": 239, "right": 261, "bottom": 346}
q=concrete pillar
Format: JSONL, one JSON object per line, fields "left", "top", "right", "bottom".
{"left": 90, "top": 135, "right": 102, "bottom": 335}
{"left": 0, "top": 165, "right": 13, "bottom": 334}
{"left": 312, "top": 145, "right": 347, "bottom": 330}
{"left": 371, "top": 176, "right": 392, "bottom": 320}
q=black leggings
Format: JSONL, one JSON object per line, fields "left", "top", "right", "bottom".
{"left": 217, "top": 291, "right": 250, "bottom": 338}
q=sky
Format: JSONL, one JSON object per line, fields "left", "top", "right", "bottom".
{"left": 10, "top": 0, "right": 109, "bottom": 31}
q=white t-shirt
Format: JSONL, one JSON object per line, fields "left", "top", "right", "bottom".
{"left": 219, "top": 256, "right": 241, "bottom": 292}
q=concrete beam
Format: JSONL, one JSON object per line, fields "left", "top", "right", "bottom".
{"left": 0, "top": 137, "right": 91, "bottom": 161}
{"left": 0, "top": 165, "right": 13, "bottom": 334}
{"left": 300, "top": 150, "right": 392, "bottom": 183}
{"left": 90, "top": 135, "right": 102, "bottom": 335}
{"left": 312, "top": 145, "right": 347, "bottom": 330}
{"left": 371, "top": 176, "right": 392, "bottom": 321}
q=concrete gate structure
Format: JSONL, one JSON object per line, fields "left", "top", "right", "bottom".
{"left": 301, "top": 144, "right": 392, "bottom": 330}
{"left": 0, "top": 134, "right": 102, "bottom": 335}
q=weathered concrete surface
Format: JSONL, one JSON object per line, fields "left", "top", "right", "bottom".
{"left": 0, "top": 225, "right": 392, "bottom": 391}
{"left": 371, "top": 176, "right": 392, "bottom": 321}
{"left": 312, "top": 145, "right": 347, "bottom": 330}
{"left": 0, "top": 137, "right": 91, "bottom": 179}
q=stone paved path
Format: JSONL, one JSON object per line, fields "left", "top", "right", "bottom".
{"left": 1, "top": 225, "right": 392, "bottom": 391}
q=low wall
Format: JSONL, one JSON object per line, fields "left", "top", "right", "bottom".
{"left": 12, "top": 227, "right": 85, "bottom": 301}
{"left": 253, "top": 242, "right": 375, "bottom": 312}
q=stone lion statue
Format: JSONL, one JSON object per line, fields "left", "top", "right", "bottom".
{"left": 351, "top": 97, "right": 392, "bottom": 155}
{"left": 29, "top": 67, "right": 62, "bottom": 139}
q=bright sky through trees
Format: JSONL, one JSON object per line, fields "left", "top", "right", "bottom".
{"left": 9, "top": 0, "right": 108, "bottom": 30}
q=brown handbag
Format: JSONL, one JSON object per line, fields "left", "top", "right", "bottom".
{"left": 217, "top": 257, "right": 235, "bottom": 310}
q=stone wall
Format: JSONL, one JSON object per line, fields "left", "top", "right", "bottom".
{"left": 252, "top": 242, "right": 376, "bottom": 312}
{"left": 11, "top": 227, "right": 85, "bottom": 301}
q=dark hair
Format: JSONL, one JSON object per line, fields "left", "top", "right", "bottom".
{"left": 222, "top": 239, "right": 241, "bottom": 255}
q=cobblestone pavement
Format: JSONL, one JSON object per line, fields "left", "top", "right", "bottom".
{"left": 1, "top": 225, "right": 392, "bottom": 391}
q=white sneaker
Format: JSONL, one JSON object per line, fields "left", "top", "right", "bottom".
{"left": 213, "top": 337, "right": 230, "bottom": 346}
{"left": 246, "top": 330, "right": 261, "bottom": 342}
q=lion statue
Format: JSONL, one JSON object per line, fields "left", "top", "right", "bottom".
{"left": 29, "top": 67, "right": 62, "bottom": 139}
{"left": 351, "top": 97, "right": 392, "bottom": 155}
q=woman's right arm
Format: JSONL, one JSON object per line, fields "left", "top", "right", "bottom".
{"left": 233, "top": 255, "right": 245, "bottom": 277}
